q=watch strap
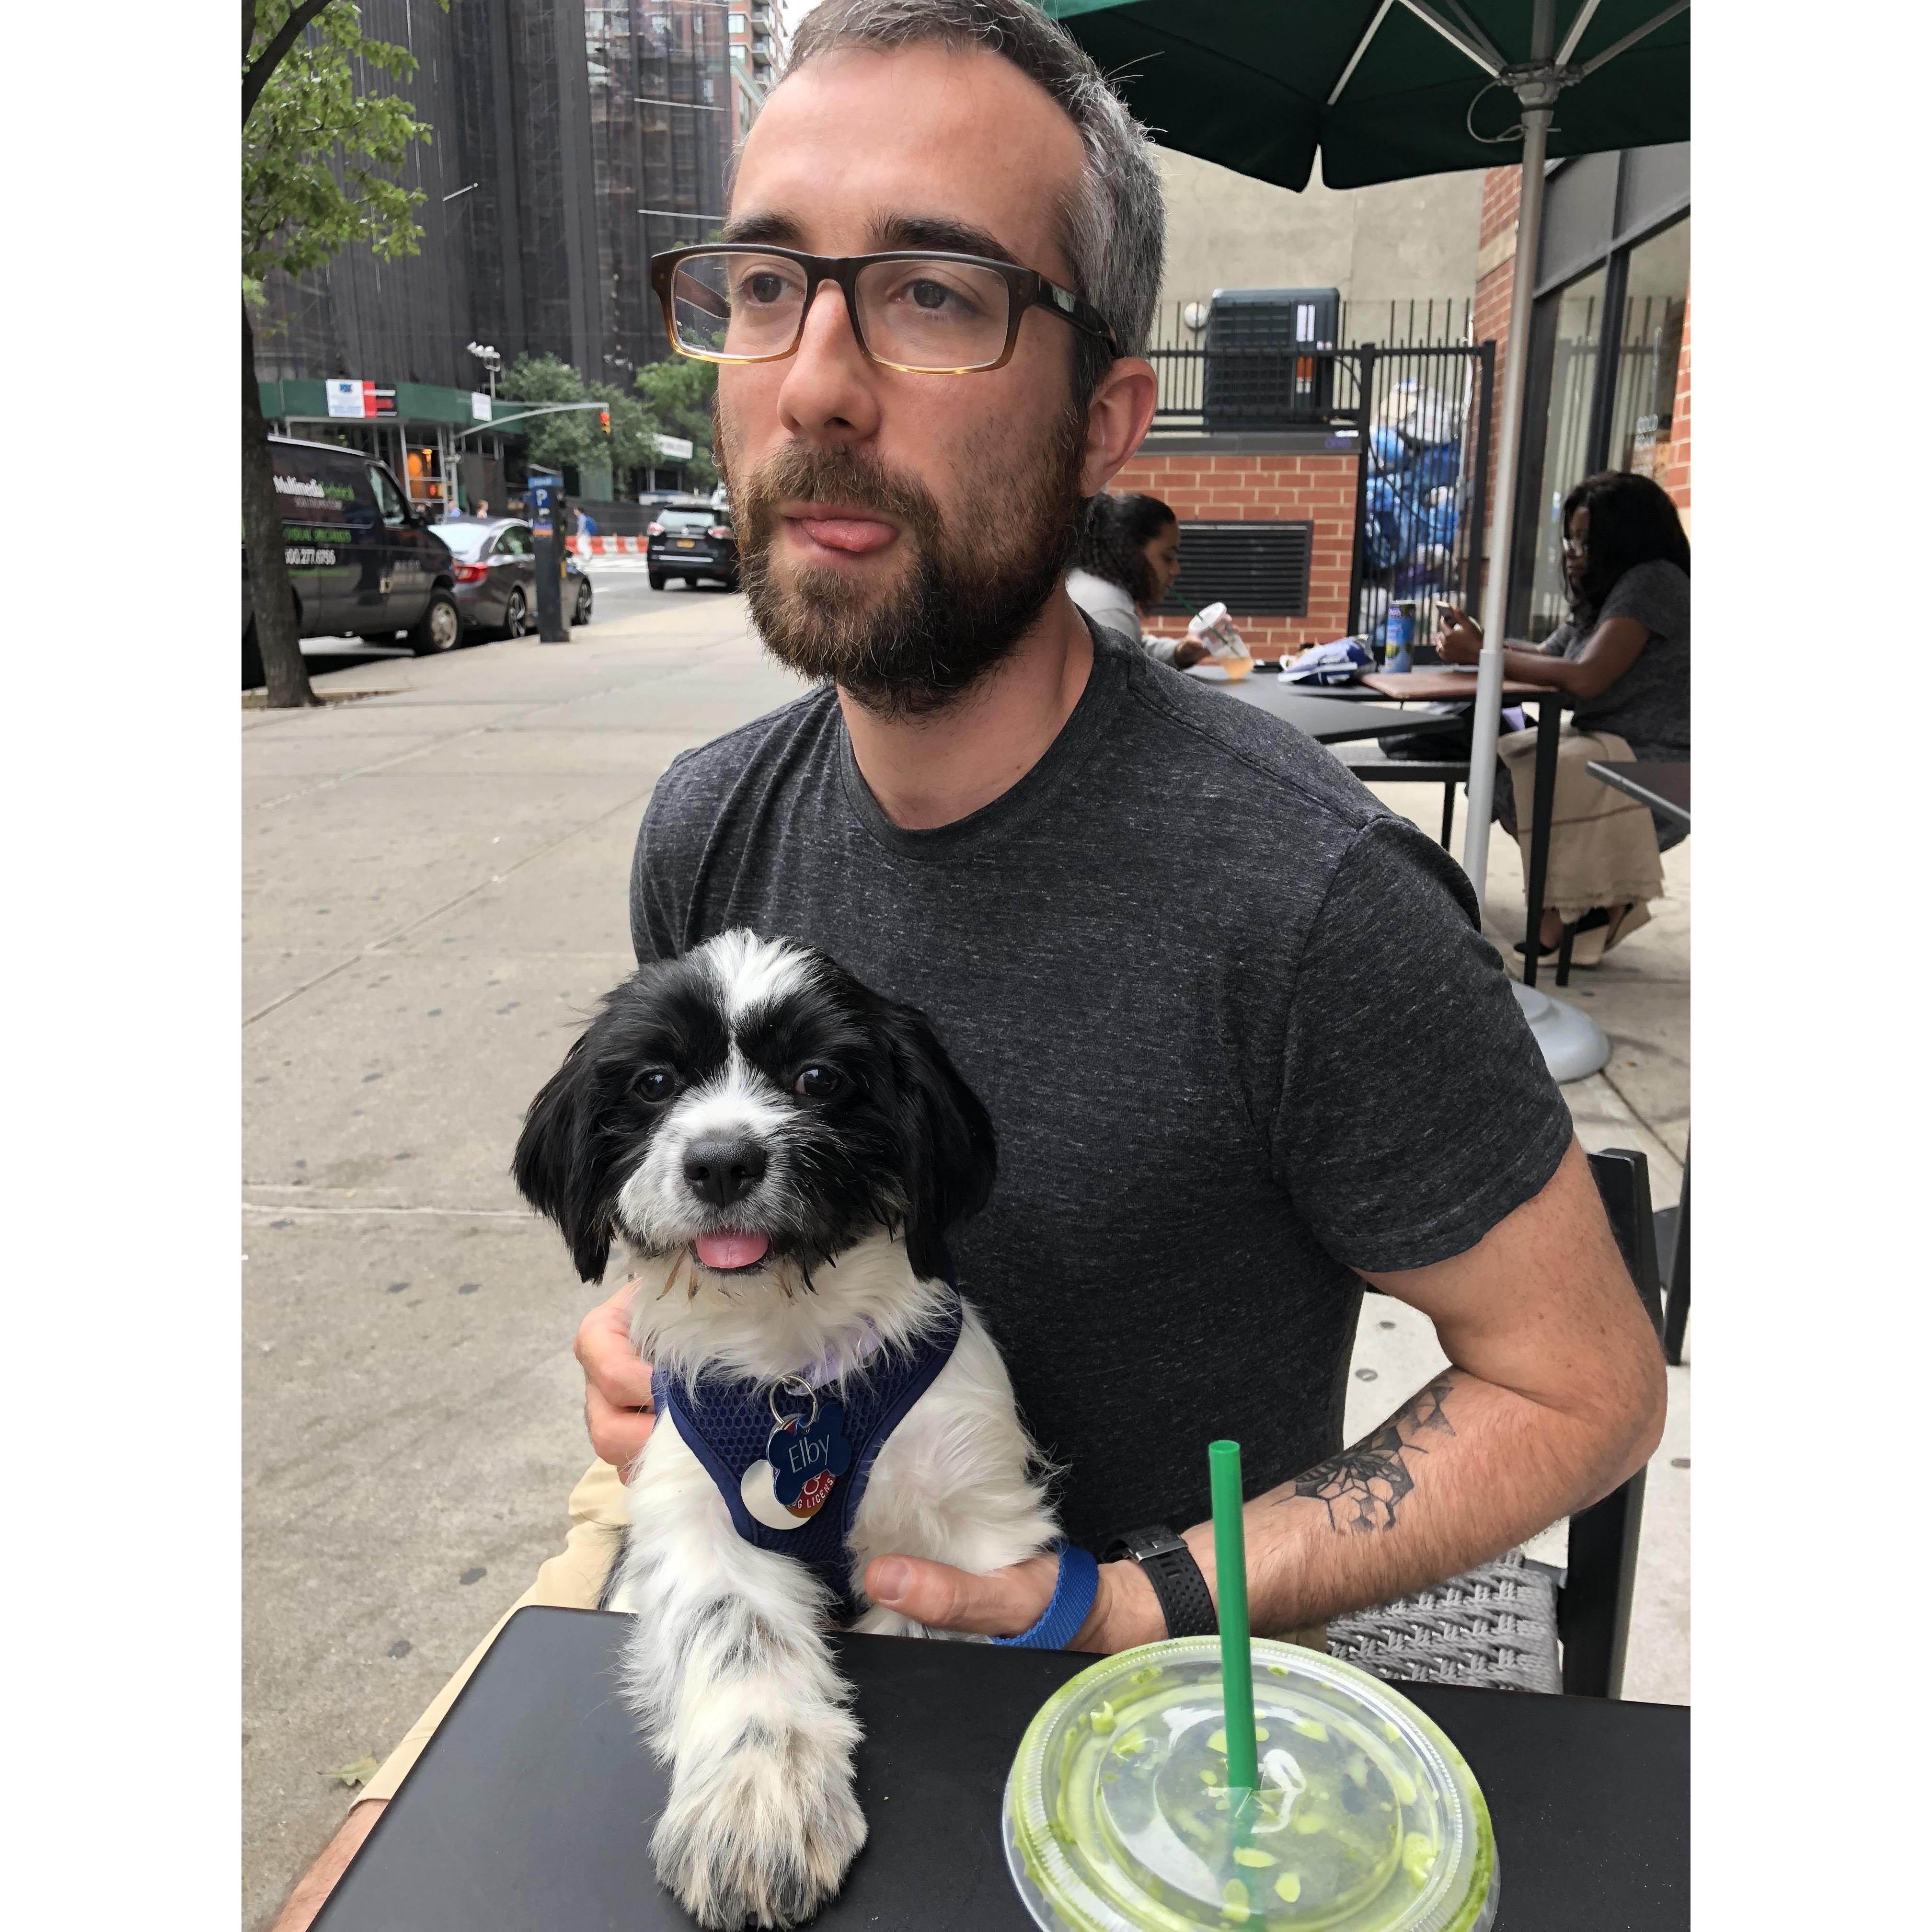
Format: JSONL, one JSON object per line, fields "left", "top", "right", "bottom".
{"left": 1099, "top": 1524, "right": 1218, "bottom": 1640}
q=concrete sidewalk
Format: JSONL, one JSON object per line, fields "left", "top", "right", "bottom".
{"left": 242, "top": 603, "right": 1689, "bottom": 1924}
{"left": 242, "top": 598, "right": 808, "bottom": 1926}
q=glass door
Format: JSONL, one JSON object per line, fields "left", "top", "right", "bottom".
{"left": 1522, "top": 267, "right": 1607, "bottom": 642}
{"left": 1606, "top": 219, "right": 1690, "bottom": 486}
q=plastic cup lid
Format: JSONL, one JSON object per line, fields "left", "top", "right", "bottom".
{"left": 1004, "top": 1638, "right": 1496, "bottom": 1932}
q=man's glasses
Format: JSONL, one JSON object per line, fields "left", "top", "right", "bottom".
{"left": 649, "top": 245, "right": 1119, "bottom": 375}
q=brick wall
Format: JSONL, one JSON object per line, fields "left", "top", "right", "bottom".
{"left": 1108, "top": 450, "right": 1359, "bottom": 653}
{"left": 1662, "top": 292, "right": 1690, "bottom": 534}
{"left": 1472, "top": 165, "right": 1521, "bottom": 552}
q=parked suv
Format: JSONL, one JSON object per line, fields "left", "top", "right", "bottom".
{"left": 646, "top": 501, "right": 739, "bottom": 590}
{"left": 242, "top": 437, "right": 458, "bottom": 685}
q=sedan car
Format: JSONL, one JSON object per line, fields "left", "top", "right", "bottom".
{"left": 440, "top": 516, "right": 593, "bottom": 635}
{"left": 646, "top": 501, "right": 738, "bottom": 590}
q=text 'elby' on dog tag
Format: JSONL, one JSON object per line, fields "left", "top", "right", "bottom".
{"left": 739, "top": 1396, "right": 852, "bottom": 1533}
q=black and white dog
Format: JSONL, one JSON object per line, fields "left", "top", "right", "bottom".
{"left": 514, "top": 931, "right": 1063, "bottom": 1930}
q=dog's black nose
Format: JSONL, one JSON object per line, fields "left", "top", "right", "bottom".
{"left": 682, "top": 1138, "right": 768, "bottom": 1208}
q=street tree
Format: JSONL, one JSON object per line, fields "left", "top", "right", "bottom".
{"left": 497, "top": 355, "right": 660, "bottom": 491}
{"left": 633, "top": 359, "right": 720, "bottom": 493}
{"left": 242, "top": 0, "right": 445, "bottom": 706}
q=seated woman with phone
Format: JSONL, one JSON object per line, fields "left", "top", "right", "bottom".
{"left": 1438, "top": 470, "right": 1690, "bottom": 966}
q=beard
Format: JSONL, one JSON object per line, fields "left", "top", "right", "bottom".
{"left": 719, "top": 398, "right": 1090, "bottom": 719}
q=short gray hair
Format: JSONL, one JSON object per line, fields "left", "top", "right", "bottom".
{"left": 782, "top": 0, "right": 1164, "bottom": 390}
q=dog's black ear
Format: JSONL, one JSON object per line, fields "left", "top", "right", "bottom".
{"left": 878, "top": 998, "right": 998, "bottom": 1283}
{"left": 513, "top": 1030, "right": 614, "bottom": 1283}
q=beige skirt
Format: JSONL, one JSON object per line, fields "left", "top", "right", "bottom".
{"left": 1497, "top": 723, "right": 1664, "bottom": 930}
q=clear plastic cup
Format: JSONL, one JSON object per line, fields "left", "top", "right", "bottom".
{"left": 1188, "top": 603, "right": 1254, "bottom": 679}
{"left": 1003, "top": 1638, "right": 1496, "bottom": 1932}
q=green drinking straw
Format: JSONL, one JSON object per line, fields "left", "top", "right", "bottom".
{"left": 1208, "top": 1438, "right": 1259, "bottom": 1800}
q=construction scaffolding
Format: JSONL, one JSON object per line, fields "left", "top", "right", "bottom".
{"left": 587, "top": 1, "right": 734, "bottom": 377}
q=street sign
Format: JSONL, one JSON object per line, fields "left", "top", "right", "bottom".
{"left": 655, "top": 434, "right": 694, "bottom": 460}
{"left": 470, "top": 391, "right": 492, "bottom": 422}
{"left": 325, "top": 378, "right": 396, "bottom": 419}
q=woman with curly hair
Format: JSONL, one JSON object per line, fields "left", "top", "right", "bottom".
{"left": 1440, "top": 469, "right": 1690, "bottom": 966}
{"left": 1067, "top": 492, "right": 1209, "bottom": 668}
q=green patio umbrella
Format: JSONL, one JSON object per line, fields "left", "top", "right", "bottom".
{"left": 1044, "top": 0, "right": 1689, "bottom": 901}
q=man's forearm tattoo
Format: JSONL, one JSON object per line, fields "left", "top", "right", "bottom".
{"left": 1279, "top": 1375, "right": 1457, "bottom": 1533}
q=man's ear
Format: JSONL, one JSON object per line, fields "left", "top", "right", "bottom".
{"left": 878, "top": 999, "right": 998, "bottom": 1283}
{"left": 512, "top": 1031, "right": 614, "bottom": 1284}
{"left": 1080, "top": 356, "right": 1159, "bottom": 497}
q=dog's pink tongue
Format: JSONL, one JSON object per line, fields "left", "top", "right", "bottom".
{"left": 694, "top": 1231, "right": 770, "bottom": 1270}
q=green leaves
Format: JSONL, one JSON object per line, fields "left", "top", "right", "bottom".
{"left": 633, "top": 359, "right": 720, "bottom": 491}
{"left": 320, "top": 1753, "right": 381, "bottom": 1788}
{"left": 498, "top": 355, "right": 662, "bottom": 480}
{"left": 242, "top": 0, "right": 448, "bottom": 286}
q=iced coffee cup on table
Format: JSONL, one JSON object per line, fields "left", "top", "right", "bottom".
{"left": 1003, "top": 1637, "right": 1498, "bottom": 1932}
{"left": 1189, "top": 602, "right": 1253, "bottom": 679}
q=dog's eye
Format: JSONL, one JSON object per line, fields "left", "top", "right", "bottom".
{"left": 793, "top": 1066, "right": 843, "bottom": 1101}
{"left": 636, "top": 1068, "right": 679, "bottom": 1104}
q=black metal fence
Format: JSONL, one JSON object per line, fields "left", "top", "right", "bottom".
{"left": 1144, "top": 297, "right": 1473, "bottom": 425}
{"left": 1347, "top": 342, "right": 1495, "bottom": 655}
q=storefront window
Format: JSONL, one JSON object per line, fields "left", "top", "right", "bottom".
{"left": 1606, "top": 217, "right": 1689, "bottom": 485}
{"left": 1524, "top": 267, "right": 1606, "bottom": 642}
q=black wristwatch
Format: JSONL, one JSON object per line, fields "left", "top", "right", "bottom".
{"left": 1099, "top": 1525, "right": 1218, "bottom": 1639}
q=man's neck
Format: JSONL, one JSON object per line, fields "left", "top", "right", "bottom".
{"left": 836, "top": 591, "right": 1095, "bottom": 831}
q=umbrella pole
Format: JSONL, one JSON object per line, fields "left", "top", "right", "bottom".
{"left": 1460, "top": 0, "right": 1557, "bottom": 896}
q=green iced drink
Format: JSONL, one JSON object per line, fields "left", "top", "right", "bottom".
{"left": 1003, "top": 1638, "right": 1496, "bottom": 1932}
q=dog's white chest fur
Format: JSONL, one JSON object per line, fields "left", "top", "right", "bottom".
{"left": 608, "top": 1230, "right": 1054, "bottom": 1622}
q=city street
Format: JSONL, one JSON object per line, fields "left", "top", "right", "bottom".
{"left": 298, "top": 556, "right": 734, "bottom": 676}
{"left": 242, "top": 598, "right": 1687, "bottom": 1925}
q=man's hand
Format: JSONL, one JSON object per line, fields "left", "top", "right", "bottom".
{"left": 1171, "top": 637, "right": 1210, "bottom": 670}
{"left": 575, "top": 1280, "right": 655, "bottom": 1475}
{"left": 1437, "top": 604, "right": 1483, "bottom": 664}
{"left": 862, "top": 1549, "right": 1166, "bottom": 1653}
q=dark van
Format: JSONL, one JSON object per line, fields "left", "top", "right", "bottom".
{"left": 243, "top": 437, "right": 459, "bottom": 685}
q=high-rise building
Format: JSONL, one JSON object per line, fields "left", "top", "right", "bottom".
{"left": 588, "top": 2, "right": 735, "bottom": 374}
{"left": 253, "top": 2, "right": 734, "bottom": 497}
{"left": 728, "top": 2, "right": 792, "bottom": 143}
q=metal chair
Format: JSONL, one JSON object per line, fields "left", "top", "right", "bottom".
{"left": 1329, "top": 1148, "right": 1666, "bottom": 1699}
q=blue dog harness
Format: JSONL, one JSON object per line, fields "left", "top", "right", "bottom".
{"left": 651, "top": 1290, "right": 1097, "bottom": 1644}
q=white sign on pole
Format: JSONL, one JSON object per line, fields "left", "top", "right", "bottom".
{"left": 471, "top": 391, "right": 492, "bottom": 422}
{"left": 655, "top": 434, "right": 694, "bottom": 461}
{"left": 326, "top": 378, "right": 368, "bottom": 419}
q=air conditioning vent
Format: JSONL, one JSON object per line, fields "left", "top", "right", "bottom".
{"left": 1155, "top": 521, "right": 1313, "bottom": 620}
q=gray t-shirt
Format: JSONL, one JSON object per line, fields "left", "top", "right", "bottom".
{"left": 1542, "top": 559, "right": 1690, "bottom": 757}
{"left": 630, "top": 624, "right": 1572, "bottom": 1543}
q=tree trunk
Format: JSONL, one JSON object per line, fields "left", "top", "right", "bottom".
{"left": 242, "top": 303, "right": 316, "bottom": 707}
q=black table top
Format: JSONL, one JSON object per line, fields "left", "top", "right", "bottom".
{"left": 1586, "top": 759, "right": 1691, "bottom": 827}
{"left": 1186, "top": 670, "right": 1466, "bottom": 746}
{"left": 317, "top": 1608, "right": 1689, "bottom": 1932}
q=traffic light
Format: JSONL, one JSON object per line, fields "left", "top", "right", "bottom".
{"left": 598, "top": 408, "right": 611, "bottom": 435}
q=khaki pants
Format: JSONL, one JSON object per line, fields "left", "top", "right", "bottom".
{"left": 363, "top": 1461, "right": 1325, "bottom": 1802}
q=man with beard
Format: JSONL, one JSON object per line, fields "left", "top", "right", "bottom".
{"left": 275, "top": 5, "right": 1664, "bottom": 1920}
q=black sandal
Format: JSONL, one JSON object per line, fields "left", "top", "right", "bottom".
{"left": 1515, "top": 906, "right": 1612, "bottom": 958}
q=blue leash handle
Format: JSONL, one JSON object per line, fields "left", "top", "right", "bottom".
{"left": 989, "top": 1542, "right": 1099, "bottom": 1651}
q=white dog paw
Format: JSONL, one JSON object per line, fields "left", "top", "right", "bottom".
{"left": 652, "top": 1725, "right": 867, "bottom": 1930}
